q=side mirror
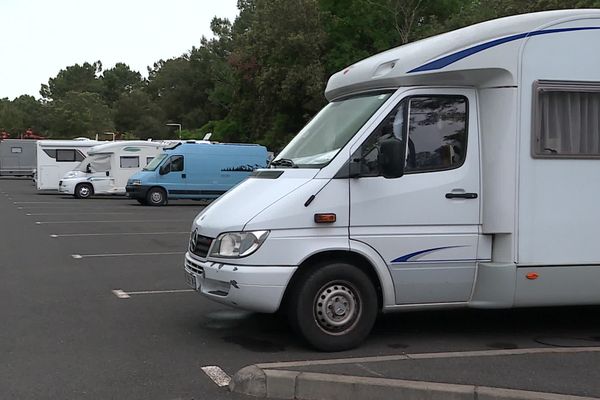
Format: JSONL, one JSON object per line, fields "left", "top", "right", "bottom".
{"left": 159, "top": 164, "right": 169, "bottom": 175}
{"left": 378, "top": 138, "right": 404, "bottom": 179}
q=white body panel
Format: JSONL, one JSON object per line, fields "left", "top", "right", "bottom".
{"left": 36, "top": 140, "right": 101, "bottom": 190}
{"left": 184, "top": 10, "right": 600, "bottom": 315}
{"left": 59, "top": 141, "right": 167, "bottom": 196}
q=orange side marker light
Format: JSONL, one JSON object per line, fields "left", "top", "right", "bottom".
{"left": 314, "top": 213, "right": 336, "bottom": 223}
{"left": 526, "top": 272, "right": 539, "bottom": 280}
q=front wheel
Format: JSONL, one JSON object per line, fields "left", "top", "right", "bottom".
{"left": 75, "top": 183, "right": 93, "bottom": 199}
{"left": 146, "top": 187, "right": 167, "bottom": 206}
{"left": 287, "top": 262, "right": 378, "bottom": 351}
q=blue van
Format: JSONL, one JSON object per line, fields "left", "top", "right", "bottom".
{"left": 125, "top": 141, "right": 268, "bottom": 206}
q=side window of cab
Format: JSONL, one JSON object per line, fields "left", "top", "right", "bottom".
{"left": 354, "top": 95, "right": 467, "bottom": 177}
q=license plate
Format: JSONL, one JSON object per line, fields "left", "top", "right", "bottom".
{"left": 185, "top": 271, "right": 197, "bottom": 289}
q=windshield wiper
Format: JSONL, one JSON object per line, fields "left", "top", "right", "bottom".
{"left": 270, "top": 158, "right": 298, "bottom": 168}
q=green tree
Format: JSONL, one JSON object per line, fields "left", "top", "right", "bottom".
{"left": 47, "top": 91, "right": 113, "bottom": 137}
{"left": 101, "top": 63, "right": 144, "bottom": 105}
{"left": 40, "top": 61, "right": 103, "bottom": 100}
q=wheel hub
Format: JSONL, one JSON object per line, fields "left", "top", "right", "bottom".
{"left": 151, "top": 192, "right": 161, "bottom": 202}
{"left": 314, "top": 283, "right": 359, "bottom": 333}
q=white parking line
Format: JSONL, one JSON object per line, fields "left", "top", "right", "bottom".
{"left": 36, "top": 219, "right": 189, "bottom": 224}
{"left": 72, "top": 252, "right": 185, "bottom": 258}
{"left": 27, "top": 212, "right": 136, "bottom": 216}
{"left": 14, "top": 201, "right": 67, "bottom": 204}
{"left": 201, "top": 366, "right": 232, "bottom": 387}
{"left": 255, "top": 346, "right": 600, "bottom": 369}
{"left": 112, "top": 289, "right": 194, "bottom": 298}
{"left": 51, "top": 232, "right": 188, "bottom": 238}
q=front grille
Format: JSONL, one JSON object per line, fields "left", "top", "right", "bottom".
{"left": 189, "top": 230, "right": 213, "bottom": 258}
{"left": 185, "top": 257, "right": 204, "bottom": 275}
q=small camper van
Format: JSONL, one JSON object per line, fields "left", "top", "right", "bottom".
{"left": 36, "top": 139, "right": 100, "bottom": 190}
{"left": 183, "top": 9, "right": 600, "bottom": 351}
{"left": 0, "top": 139, "right": 37, "bottom": 177}
{"left": 59, "top": 141, "right": 170, "bottom": 198}
{"left": 126, "top": 141, "right": 268, "bottom": 206}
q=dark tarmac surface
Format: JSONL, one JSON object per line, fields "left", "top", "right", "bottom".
{"left": 2, "top": 177, "right": 600, "bottom": 399}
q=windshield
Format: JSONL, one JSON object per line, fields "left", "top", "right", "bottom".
{"left": 143, "top": 153, "right": 168, "bottom": 171}
{"left": 273, "top": 91, "right": 393, "bottom": 168}
{"left": 75, "top": 154, "right": 111, "bottom": 172}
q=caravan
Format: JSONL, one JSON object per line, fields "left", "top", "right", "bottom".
{"left": 59, "top": 141, "right": 169, "bottom": 198}
{"left": 36, "top": 139, "right": 100, "bottom": 190}
{"left": 0, "top": 139, "right": 37, "bottom": 177}
{"left": 184, "top": 10, "right": 600, "bottom": 351}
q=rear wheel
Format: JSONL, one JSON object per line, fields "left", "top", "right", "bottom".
{"left": 75, "top": 183, "right": 93, "bottom": 199}
{"left": 287, "top": 262, "right": 378, "bottom": 351}
{"left": 146, "top": 187, "right": 167, "bottom": 206}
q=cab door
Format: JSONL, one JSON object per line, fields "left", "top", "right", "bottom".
{"left": 158, "top": 155, "right": 186, "bottom": 196}
{"left": 349, "top": 89, "right": 481, "bottom": 305}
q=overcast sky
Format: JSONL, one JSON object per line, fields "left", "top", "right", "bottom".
{"left": 0, "top": 0, "right": 239, "bottom": 100}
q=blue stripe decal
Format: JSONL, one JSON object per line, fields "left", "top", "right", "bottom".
{"left": 408, "top": 27, "right": 600, "bottom": 73}
{"left": 391, "top": 246, "right": 464, "bottom": 263}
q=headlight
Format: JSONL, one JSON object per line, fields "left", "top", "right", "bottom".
{"left": 209, "top": 230, "right": 269, "bottom": 258}
{"left": 130, "top": 179, "right": 142, "bottom": 186}
{"left": 64, "top": 172, "right": 77, "bottom": 178}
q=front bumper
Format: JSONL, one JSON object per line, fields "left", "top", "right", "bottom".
{"left": 59, "top": 180, "right": 75, "bottom": 194}
{"left": 125, "top": 184, "right": 151, "bottom": 200}
{"left": 184, "top": 252, "right": 296, "bottom": 313}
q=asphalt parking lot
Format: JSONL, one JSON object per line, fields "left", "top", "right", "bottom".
{"left": 2, "top": 177, "right": 600, "bottom": 399}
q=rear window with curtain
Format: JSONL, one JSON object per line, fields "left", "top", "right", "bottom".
{"left": 533, "top": 80, "right": 600, "bottom": 158}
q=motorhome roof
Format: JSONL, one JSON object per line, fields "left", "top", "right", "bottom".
{"left": 325, "top": 9, "right": 600, "bottom": 100}
{"left": 87, "top": 140, "right": 166, "bottom": 155}
{"left": 38, "top": 139, "right": 101, "bottom": 148}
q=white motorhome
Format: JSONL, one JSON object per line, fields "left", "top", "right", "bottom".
{"left": 36, "top": 139, "right": 101, "bottom": 190}
{"left": 184, "top": 10, "right": 600, "bottom": 351}
{"left": 59, "top": 141, "right": 169, "bottom": 198}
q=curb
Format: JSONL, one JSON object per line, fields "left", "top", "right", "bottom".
{"left": 229, "top": 365, "right": 599, "bottom": 400}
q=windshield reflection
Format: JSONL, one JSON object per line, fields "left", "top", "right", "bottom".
{"left": 272, "top": 91, "right": 392, "bottom": 168}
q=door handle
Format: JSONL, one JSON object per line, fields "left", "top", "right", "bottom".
{"left": 182, "top": 173, "right": 186, "bottom": 179}
{"left": 445, "top": 192, "right": 478, "bottom": 199}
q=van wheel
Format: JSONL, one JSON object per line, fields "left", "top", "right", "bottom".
{"left": 146, "top": 187, "right": 167, "bottom": 206}
{"left": 75, "top": 183, "right": 93, "bottom": 199}
{"left": 287, "top": 262, "right": 377, "bottom": 351}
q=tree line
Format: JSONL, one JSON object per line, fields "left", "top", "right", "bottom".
{"left": 1, "top": 0, "right": 598, "bottom": 150}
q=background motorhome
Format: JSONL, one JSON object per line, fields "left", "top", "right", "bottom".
{"left": 36, "top": 139, "right": 101, "bottom": 191}
{"left": 59, "top": 141, "right": 172, "bottom": 198}
{"left": 0, "top": 139, "right": 37, "bottom": 177}
{"left": 126, "top": 141, "right": 268, "bottom": 205}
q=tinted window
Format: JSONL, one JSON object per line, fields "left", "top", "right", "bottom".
{"left": 534, "top": 81, "right": 600, "bottom": 157}
{"left": 56, "top": 149, "right": 76, "bottom": 162}
{"left": 405, "top": 96, "right": 467, "bottom": 172}
{"left": 146, "top": 157, "right": 154, "bottom": 166}
{"left": 43, "top": 149, "right": 57, "bottom": 159}
{"left": 352, "top": 95, "right": 467, "bottom": 177}
{"left": 75, "top": 151, "right": 85, "bottom": 162}
{"left": 170, "top": 155, "right": 184, "bottom": 172}
{"left": 120, "top": 156, "right": 139, "bottom": 168}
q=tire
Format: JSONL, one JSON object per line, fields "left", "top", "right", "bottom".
{"left": 75, "top": 183, "right": 93, "bottom": 199}
{"left": 146, "top": 187, "right": 167, "bottom": 206}
{"left": 287, "top": 262, "right": 378, "bottom": 351}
